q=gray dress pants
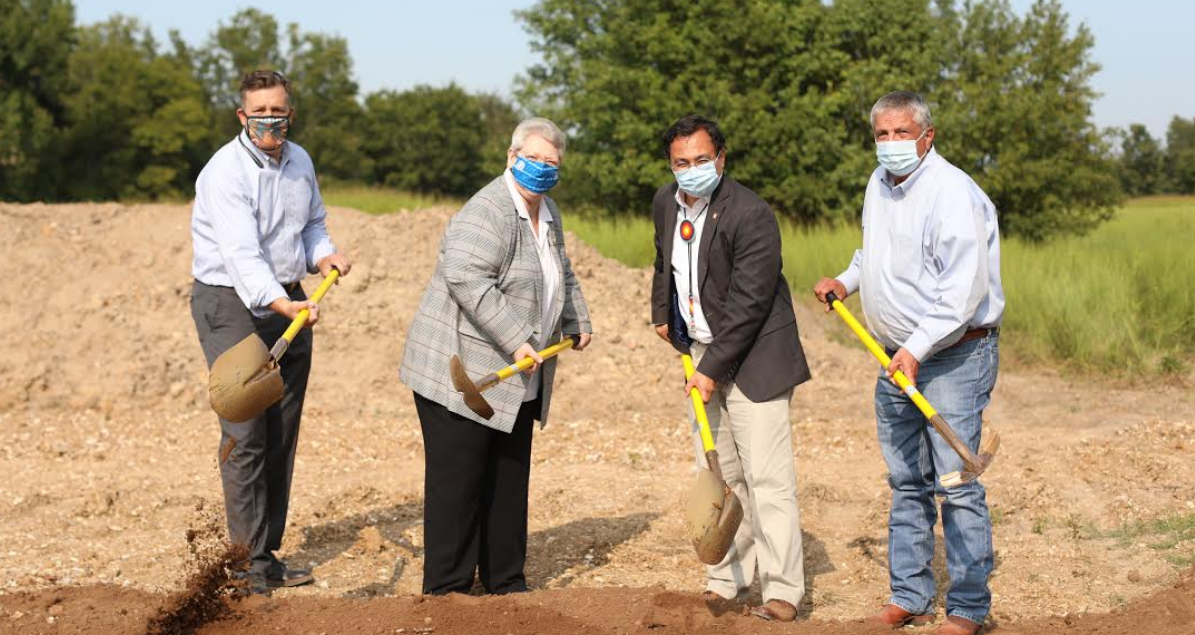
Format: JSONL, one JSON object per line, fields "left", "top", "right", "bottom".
{"left": 190, "top": 280, "right": 312, "bottom": 576}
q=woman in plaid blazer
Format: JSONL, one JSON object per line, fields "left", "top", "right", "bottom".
{"left": 400, "top": 118, "right": 593, "bottom": 595}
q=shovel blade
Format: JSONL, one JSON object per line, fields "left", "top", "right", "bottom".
{"left": 687, "top": 468, "right": 744, "bottom": 565}
{"left": 208, "top": 334, "right": 283, "bottom": 423}
{"left": 940, "top": 428, "right": 1001, "bottom": 489}
{"left": 450, "top": 354, "right": 495, "bottom": 420}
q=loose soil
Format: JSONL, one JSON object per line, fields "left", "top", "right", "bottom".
{"left": 1, "top": 202, "right": 1193, "bottom": 634}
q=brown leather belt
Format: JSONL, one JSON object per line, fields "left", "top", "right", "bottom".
{"left": 953, "top": 327, "right": 997, "bottom": 347}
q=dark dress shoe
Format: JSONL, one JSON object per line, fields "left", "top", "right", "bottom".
{"left": 935, "top": 616, "right": 982, "bottom": 635}
{"left": 266, "top": 567, "right": 315, "bottom": 588}
{"left": 867, "top": 604, "right": 936, "bottom": 628}
{"left": 750, "top": 599, "right": 798, "bottom": 622}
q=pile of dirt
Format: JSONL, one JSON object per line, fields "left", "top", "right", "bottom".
{"left": 1, "top": 200, "right": 1194, "bottom": 634}
{"left": 143, "top": 502, "right": 245, "bottom": 635}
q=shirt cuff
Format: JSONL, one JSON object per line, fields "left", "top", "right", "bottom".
{"left": 307, "top": 244, "right": 337, "bottom": 274}
{"left": 901, "top": 330, "right": 934, "bottom": 363}
{"left": 255, "top": 281, "right": 290, "bottom": 311}
{"left": 836, "top": 270, "right": 860, "bottom": 296}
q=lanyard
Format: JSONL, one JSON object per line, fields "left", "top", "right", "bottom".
{"left": 678, "top": 202, "right": 706, "bottom": 332}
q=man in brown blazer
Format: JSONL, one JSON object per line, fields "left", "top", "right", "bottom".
{"left": 651, "top": 114, "right": 811, "bottom": 622}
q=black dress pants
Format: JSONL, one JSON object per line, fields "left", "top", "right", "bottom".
{"left": 190, "top": 281, "right": 312, "bottom": 577}
{"left": 414, "top": 391, "right": 537, "bottom": 595}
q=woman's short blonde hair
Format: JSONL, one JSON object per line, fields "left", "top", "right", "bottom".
{"left": 511, "top": 117, "right": 567, "bottom": 157}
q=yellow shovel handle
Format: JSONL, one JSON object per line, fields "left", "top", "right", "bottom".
{"left": 826, "top": 292, "right": 939, "bottom": 420}
{"left": 280, "top": 268, "right": 340, "bottom": 345}
{"left": 492, "top": 337, "right": 577, "bottom": 382}
{"left": 683, "top": 354, "right": 716, "bottom": 453}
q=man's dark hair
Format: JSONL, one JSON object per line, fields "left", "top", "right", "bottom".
{"left": 662, "top": 114, "right": 726, "bottom": 159}
{"left": 239, "top": 69, "right": 291, "bottom": 105}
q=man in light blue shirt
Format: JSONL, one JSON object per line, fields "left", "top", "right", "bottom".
{"left": 815, "top": 91, "right": 1003, "bottom": 635}
{"left": 190, "top": 70, "right": 351, "bottom": 594}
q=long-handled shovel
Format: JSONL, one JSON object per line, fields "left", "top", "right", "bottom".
{"left": 450, "top": 336, "right": 579, "bottom": 420}
{"left": 825, "top": 291, "right": 1000, "bottom": 487}
{"left": 208, "top": 269, "right": 340, "bottom": 423}
{"left": 682, "top": 354, "right": 744, "bottom": 565}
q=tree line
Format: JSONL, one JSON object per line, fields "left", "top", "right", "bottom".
{"left": 0, "top": 1, "right": 519, "bottom": 202}
{"left": 1115, "top": 119, "right": 1195, "bottom": 197}
{"left": 1, "top": 0, "right": 1189, "bottom": 241}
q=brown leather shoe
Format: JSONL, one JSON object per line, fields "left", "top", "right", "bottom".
{"left": 934, "top": 616, "right": 982, "bottom": 635}
{"left": 750, "top": 599, "right": 798, "bottom": 622}
{"left": 867, "top": 604, "right": 935, "bottom": 628}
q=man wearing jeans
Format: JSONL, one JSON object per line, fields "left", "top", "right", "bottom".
{"left": 190, "top": 69, "right": 351, "bottom": 594}
{"left": 815, "top": 91, "right": 1004, "bottom": 635}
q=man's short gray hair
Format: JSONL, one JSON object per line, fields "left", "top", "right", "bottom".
{"left": 870, "top": 91, "right": 933, "bottom": 130}
{"left": 511, "top": 117, "right": 567, "bottom": 156}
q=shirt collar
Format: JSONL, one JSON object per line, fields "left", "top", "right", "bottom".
{"left": 504, "top": 169, "right": 553, "bottom": 223}
{"left": 673, "top": 186, "right": 710, "bottom": 215}
{"left": 238, "top": 130, "right": 288, "bottom": 168}
{"left": 882, "top": 146, "right": 940, "bottom": 194}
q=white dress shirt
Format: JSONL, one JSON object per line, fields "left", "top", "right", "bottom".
{"left": 670, "top": 188, "right": 714, "bottom": 344}
{"left": 503, "top": 170, "right": 560, "bottom": 402}
{"left": 837, "top": 147, "right": 1004, "bottom": 361}
{"left": 191, "top": 132, "right": 337, "bottom": 317}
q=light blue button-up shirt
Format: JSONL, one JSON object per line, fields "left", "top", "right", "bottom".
{"left": 837, "top": 148, "right": 1004, "bottom": 361}
{"left": 191, "top": 131, "right": 336, "bottom": 317}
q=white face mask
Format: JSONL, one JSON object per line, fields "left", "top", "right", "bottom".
{"left": 875, "top": 129, "right": 929, "bottom": 177}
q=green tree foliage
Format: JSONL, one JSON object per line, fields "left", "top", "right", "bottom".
{"left": 0, "top": 0, "right": 75, "bottom": 201}
{"left": 1165, "top": 116, "right": 1195, "bottom": 194}
{"left": 1117, "top": 124, "right": 1165, "bottom": 196}
{"left": 362, "top": 84, "right": 490, "bottom": 197}
{"left": 285, "top": 27, "right": 370, "bottom": 181}
{"left": 517, "top": 0, "right": 1123, "bottom": 240}
{"left": 61, "top": 16, "right": 215, "bottom": 200}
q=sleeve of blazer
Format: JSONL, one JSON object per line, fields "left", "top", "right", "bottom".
{"left": 440, "top": 198, "right": 533, "bottom": 355}
{"left": 696, "top": 200, "right": 783, "bottom": 382}
{"left": 552, "top": 202, "right": 593, "bottom": 335}
{"left": 650, "top": 188, "right": 671, "bottom": 325}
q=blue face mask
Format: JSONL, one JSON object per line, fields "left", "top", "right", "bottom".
{"left": 875, "top": 130, "right": 929, "bottom": 177}
{"left": 511, "top": 155, "right": 560, "bottom": 193}
{"left": 674, "top": 153, "right": 722, "bottom": 199}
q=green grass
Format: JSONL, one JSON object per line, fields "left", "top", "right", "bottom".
{"left": 564, "top": 197, "right": 1195, "bottom": 377}
{"left": 1102, "top": 512, "right": 1195, "bottom": 567}
{"left": 321, "top": 184, "right": 460, "bottom": 215}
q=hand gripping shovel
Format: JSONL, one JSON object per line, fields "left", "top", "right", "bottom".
{"left": 825, "top": 291, "right": 1000, "bottom": 487}
{"left": 682, "top": 354, "right": 744, "bottom": 564}
{"left": 450, "top": 336, "right": 578, "bottom": 420}
{"left": 208, "top": 269, "right": 340, "bottom": 423}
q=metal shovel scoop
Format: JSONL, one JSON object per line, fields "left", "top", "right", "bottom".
{"left": 208, "top": 269, "right": 340, "bottom": 423}
{"left": 825, "top": 291, "right": 1000, "bottom": 487}
{"left": 450, "top": 336, "right": 578, "bottom": 419}
{"left": 682, "top": 354, "right": 744, "bottom": 565}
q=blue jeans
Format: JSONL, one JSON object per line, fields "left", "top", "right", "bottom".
{"left": 875, "top": 332, "right": 998, "bottom": 624}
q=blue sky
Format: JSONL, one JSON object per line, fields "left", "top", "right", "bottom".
{"left": 76, "top": 1, "right": 1193, "bottom": 138}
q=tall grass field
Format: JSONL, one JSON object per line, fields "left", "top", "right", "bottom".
{"left": 568, "top": 198, "right": 1195, "bottom": 377}
{"left": 323, "top": 185, "right": 1193, "bottom": 377}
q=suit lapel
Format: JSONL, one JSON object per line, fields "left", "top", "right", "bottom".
{"left": 662, "top": 183, "right": 679, "bottom": 273}
{"left": 697, "top": 178, "right": 732, "bottom": 291}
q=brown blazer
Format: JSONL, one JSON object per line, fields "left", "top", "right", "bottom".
{"left": 651, "top": 177, "right": 811, "bottom": 402}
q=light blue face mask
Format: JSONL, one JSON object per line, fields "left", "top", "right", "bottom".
{"left": 673, "top": 153, "right": 723, "bottom": 198}
{"left": 875, "top": 130, "right": 929, "bottom": 177}
{"left": 511, "top": 155, "right": 559, "bottom": 193}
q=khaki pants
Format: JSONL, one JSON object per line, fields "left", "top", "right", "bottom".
{"left": 689, "top": 343, "right": 804, "bottom": 607}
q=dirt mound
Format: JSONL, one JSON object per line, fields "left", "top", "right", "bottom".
{"left": 2, "top": 200, "right": 1195, "bottom": 632}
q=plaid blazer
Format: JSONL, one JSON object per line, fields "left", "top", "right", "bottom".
{"left": 400, "top": 175, "right": 592, "bottom": 432}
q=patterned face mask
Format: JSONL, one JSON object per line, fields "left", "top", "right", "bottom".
{"left": 245, "top": 115, "right": 290, "bottom": 152}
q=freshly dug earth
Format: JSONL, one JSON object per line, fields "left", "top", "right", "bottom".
{"left": 1, "top": 202, "right": 1193, "bottom": 635}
